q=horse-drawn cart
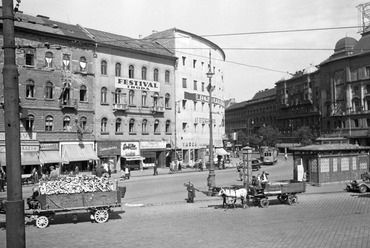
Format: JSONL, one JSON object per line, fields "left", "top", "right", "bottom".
{"left": 250, "top": 180, "right": 305, "bottom": 208}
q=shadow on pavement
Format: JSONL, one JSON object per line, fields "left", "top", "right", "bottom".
{"left": 350, "top": 193, "right": 370, "bottom": 198}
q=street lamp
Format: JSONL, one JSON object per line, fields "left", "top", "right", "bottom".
{"left": 206, "top": 51, "right": 215, "bottom": 196}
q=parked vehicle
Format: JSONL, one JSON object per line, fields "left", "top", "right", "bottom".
{"left": 236, "top": 158, "right": 261, "bottom": 171}
{"left": 346, "top": 172, "right": 370, "bottom": 193}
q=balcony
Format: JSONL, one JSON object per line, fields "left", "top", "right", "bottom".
{"left": 151, "top": 106, "right": 165, "bottom": 113}
{"left": 113, "top": 103, "right": 128, "bottom": 111}
{"left": 60, "top": 99, "right": 77, "bottom": 109}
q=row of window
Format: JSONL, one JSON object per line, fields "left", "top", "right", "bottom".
{"left": 101, "top": 62, "right": 171, "bottom": 82}
{"left": 100, "top": 118, "right": 172, "bottom": 134}
{"left": 24, "top": 115, "right": 87, "bottom": 132}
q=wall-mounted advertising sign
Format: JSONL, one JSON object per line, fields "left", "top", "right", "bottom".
{"left": 121, "top": 141, "right": 140, "bottom": 156}
{"left": 115, "top": 77, "right": 160, "bottom": 92}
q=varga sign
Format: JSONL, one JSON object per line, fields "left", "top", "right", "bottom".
{"left": 115, "top": 77, "right": 160, "bottom": 92}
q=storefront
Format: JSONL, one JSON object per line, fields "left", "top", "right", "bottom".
{"left": 97, "top": 141, "right": 121, "bottom": 174}
{"left": 0, "top": 140, "right": 40, "bottom": 174}
{"left": 120, "top": 141, "right": 144, "bottom": 170}
{"left": 140, "top": 140, "right": 166, "bottom": 168}
{"left": 39, "top": 142, "right": 63, "bottom": 175}
{"left": 60, "top": 142, "right": 99, "bottom": 174}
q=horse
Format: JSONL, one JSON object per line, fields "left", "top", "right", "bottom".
{"left": 217, "top": 187, "right": 248, "bottom": 209}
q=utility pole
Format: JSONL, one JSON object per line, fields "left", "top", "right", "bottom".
{"left": 2, "top": 0, "right": 25, "bottom": 247}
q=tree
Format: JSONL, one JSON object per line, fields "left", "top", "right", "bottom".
{"left": 294, "top": 126, "right": 314, "bottom": 146}
{"left": 258, "top": 125, "right": 280, "bottom": 147}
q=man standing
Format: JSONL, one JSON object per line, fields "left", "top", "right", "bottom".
{"left": 153, "top": 159, "right": 159, "bottom": 176}
{"left": 186, "top": 182, "right": 195, "bottom": 203}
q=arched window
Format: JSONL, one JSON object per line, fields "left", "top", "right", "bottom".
{"left": 62, "top": 54, "right": 70, "bottom": 70}
{"left": 45, "top": 115, "right": 53, "bottom": 131}
{"left": 165, "top": 70, "right": 170, "bottom": 83}
{"left": 165, "top": 93, "right": 170, "bottom": 108}
{"left": 165, "top": 120, "right": 171, "bottom": 133}
{"left": 153, "top": 69, "right": 159, "bottom": 82}
{"left": 26, "top": 79, "right": 35, "bottom": 98}
{"left": 63, "top": 116, "right": 72, "bottom": 131}
{"left": 115, "top": 89, "right": 122, "bottom": 104}
{"left": 141, "top": 91, "right": 147, "bottom": 106}
{"left": 141, "top": 67, "right": 147, "bottom": 80}
{"left": 101, "top": 60, "right": 107, "bottom": 75}
{"left": 142, "top": 119, "right": 147, "bottom": 132}
{"left": 115, "top": 118, "right": 122, "bottom": 133}
{"left": 115, "top": 63, "right": 121, "bottom": 77}
{"left": 129, "top": 90, "right": 135, "bottom": 105}
{"left": 101, "top": 118, "right": 108, "bottom": 132}
{"left": 129, "top": 119, "right": 135, "bottom": 133}
{"left": 101, "top": 87, "right": 107, "bottom": 103}
{"left": 153, "top": 92, "right": 159, "bottom": 106}
{"left": 129, "top": 65, "right": 134, "bottom": 78}
{"left": 154, "top": 119, "right": 160, "bottom": 133}
{"left": 80, "top": 85, "right": 87, "bottom": 102}
{"left": 80, "top": 116, "right": 87, "bottom": 131}
{"left": 45, "top": 81, "right": 53, "bottom": 99}
{"left": 26, "top": 114, "right": 34, "bottom": 131}
{"left": 80, "top": 57, "right": 87, "bottom": 72}
{"left": 45, "top": 52, "right": 53, "bottom": 68}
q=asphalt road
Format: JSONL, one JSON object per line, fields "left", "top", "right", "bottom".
{"left": 1, "top": 156, "right": 369, "bottom": 247}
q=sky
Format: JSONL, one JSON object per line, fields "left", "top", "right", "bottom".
{"left": 16, "top": 0, "right": 367, "bottom": 102}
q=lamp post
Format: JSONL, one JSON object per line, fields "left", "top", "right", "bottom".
{"left": 206, "top": 51, "right": 215, "bottom": 196}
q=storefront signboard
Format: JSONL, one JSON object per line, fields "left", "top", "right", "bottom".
{"left": 121, "top": 142, "right": 140, "bottom": 156}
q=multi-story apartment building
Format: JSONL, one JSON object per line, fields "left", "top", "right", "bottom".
{"left": 320, "top": 29, "right": 370, "bottom": 145}
{"left": 275, "top": 66, "right": 321, "bottom": 144}
{"left": 0, "top": 10, "right": 97, "bottom": 174}
{"left": 146, "top": 28, "right": 226, "bottom": 165}
{"left": 82, "top": 27, "right": 177, "bottom": 170}
{"left": 225, "top": 88, "right": 277, "bottom": 137}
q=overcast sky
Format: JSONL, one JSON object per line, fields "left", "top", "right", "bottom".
{"left": 18, "top": 0, "right": 366, "bottom": 102}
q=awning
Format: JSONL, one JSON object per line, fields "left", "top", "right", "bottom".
{"left": 21, "top": 152, "right": 40, "bottom": 165}
{"left": 122, "top": 155, "right": 145, "bottom": 161}
{"left": 0, "top": 152, "right": 40, "bottom": 166}
{"left": 39, "top": 151, "right": 63, "bottom": 164}
{"left": 215, "top": 148, "right": 230, "bottom": 156}
{"left": 62, "top": 144, "right": 99, "bottom": 163}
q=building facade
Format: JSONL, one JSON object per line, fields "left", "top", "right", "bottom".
{"left": 146, "top": 29, "right": 226, "bottom": 166}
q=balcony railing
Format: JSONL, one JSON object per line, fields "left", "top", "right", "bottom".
{"left": 60, "top": 99, "right": 77, "bottom": 109}
{"left": 151, "top": 106, "right": 165, "bottom": 113}
{"left": 113, "top": 103, "right": 128, "bottom": 111}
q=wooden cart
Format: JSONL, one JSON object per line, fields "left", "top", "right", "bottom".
{"left": 250, "top": 180, "right": 305, "bottom": 208}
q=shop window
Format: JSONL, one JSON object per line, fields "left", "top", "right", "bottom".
{"left": 26, "top": 79, "right": 35, "bottom": 98}
{"left": 45, "top": 115, "right": 53, "bottom": 131}
{"left": 141, "top": 67, "right": 147, "bottom": 80}
{"left": 80, "top": 85, "right": 87, "bottom": 102}
{"left": 45, "top": 81, "right": 54, "bottom": 99}
{"left": 101, "top": 87, "right": 107, "bottom": 103}
{"left": 115, "top": 63, "right": 121, "bottom": 77}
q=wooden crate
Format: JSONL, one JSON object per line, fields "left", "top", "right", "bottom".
{"left": 37, "top": 191, "right": 120, "bottom": 210}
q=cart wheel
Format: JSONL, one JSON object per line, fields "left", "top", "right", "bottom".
{"left": 35, "top": 216, "right": 49, "bottom": 229}
{"left": 259, "top": 198, "right": 269, "bottom": 208}
{"left": 287, "top": 195, "right": 298, "bottom": 206}
{"left": 359, "top": 185, "right": 367, "bottom": 193}
{"left": 94, "top": 209, "right": 109, "bottom": 223}
{"left": 278, "top": 194, "right": 288, "bottom": 203}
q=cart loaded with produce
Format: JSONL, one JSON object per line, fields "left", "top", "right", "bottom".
{"left": 2, "top": 175, "right": 125, "bottom": 228}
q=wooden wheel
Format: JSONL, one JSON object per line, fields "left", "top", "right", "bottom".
{"left": 35, "top": 216, "right": 49, "bottom": 228}
{"left": 94, "top": 209, "right": 109, "bottom": 223}
{"left": 287, "top": 195, "right": 298, "bottom": 205}
{"left": 259, "top": 198, "right": 269, "bottom": 208}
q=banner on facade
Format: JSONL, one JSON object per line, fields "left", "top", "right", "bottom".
{"left": 115, "top": 77, "right": 160, "bottom": 92}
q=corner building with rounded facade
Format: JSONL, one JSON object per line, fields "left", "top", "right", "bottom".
{"left": 146, "top": 28, "right": 226, "bottom": 166}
